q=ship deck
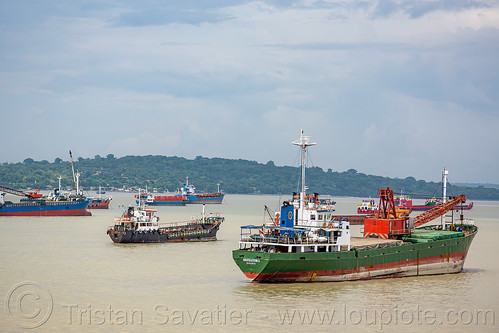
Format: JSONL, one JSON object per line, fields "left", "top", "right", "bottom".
{"left": 350, "top": 237, "right": 404, "bottom": 250}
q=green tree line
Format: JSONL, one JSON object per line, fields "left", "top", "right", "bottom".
{"left": 1, "top": 154, "right": 498, "bottom": 200}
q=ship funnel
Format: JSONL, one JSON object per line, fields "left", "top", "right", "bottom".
{"left": 280, "top": 202, "right": 295, "bottom": 237}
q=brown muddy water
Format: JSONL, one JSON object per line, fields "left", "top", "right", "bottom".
{"left": 1, "top": 193, "right": 497, "bottom": 332}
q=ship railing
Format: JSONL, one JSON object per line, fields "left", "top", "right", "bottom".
{"left": 115, "top": 217, "right": 135, "bottom": 222}
{"left": 158, "top": 221, "right": 192, "bottom": 228}
{"left": 239, "top": 225, "right": 334, "bottom": 246}
{"left": 245, "top": 235, "right": 332, "bottom": 245}
{"left": 108, "top": 224, "right": 130, "bottom": 231}
{"left": 157, "top": 215, "right": 223, "bottom": 228}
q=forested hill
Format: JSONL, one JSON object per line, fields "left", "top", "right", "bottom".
{"left": 1, "top": 154, "right": 499, "bottom": 200}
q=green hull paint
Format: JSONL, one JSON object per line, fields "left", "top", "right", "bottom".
{"left": 233, "top": 226, "right": 477, "bottom": 282}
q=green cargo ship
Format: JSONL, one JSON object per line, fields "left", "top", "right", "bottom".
{"left": 232, "top": 223, "right": 476, "bottom": 282}
{"left": 232, "top": 131, "right": 477, "bottom": 283}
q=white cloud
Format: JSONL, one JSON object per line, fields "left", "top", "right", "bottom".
{"left": 1, "top": 0, "right": 498, "bottom": 183}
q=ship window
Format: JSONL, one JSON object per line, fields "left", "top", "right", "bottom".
{"left": 318, "top": 215, "right": 323, "bottom": 220}
{"left": 300, "top": 257, "right": 306, "bottom": 260}
{"left": 311, "top": 215, "right": 316, "bottom": 220}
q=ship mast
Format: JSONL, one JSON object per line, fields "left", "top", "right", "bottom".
{"left": 441, "top": 168, "right": 448, "bottom": 226}
{"left": 69, "top": 151, "right": 77, "bottom": 193}
{"left": 75, "top": 172, "right": 80, "bottom": 195}
{"left": 292, "top": 130, "right": 316, "bottom": 213}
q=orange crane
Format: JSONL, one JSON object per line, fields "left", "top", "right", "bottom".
{"left": 0, "top": 186, "right": 42, "bottom": 199}
{"left": 264, "top": 205, "right": 279, "bottom": 226}
{"left": 364, "top": 188, "right": 468, "bottom": 239}
{"left": 413, "top": 194, "right": 466, "bottom": 228}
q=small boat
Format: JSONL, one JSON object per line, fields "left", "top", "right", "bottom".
{"left": 357, "top": 199, "right": 378, "bottom": 214}
{"left": 107, "top": 205, "right": 224, "bottom": 243}
{"left": 357, "top": 198, "right": 411, "bottom": 217}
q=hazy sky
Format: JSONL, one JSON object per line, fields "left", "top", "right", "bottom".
{"left": 1, "top": 0, "right": 498, "bottom": 183}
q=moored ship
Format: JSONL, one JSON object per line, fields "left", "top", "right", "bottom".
{"left": 135, "top": 192, "right": 188, "bottom": 206}
{"left": 232, "top": 131, "right": 477, "bottom": 283}
{"left": 357, "top": 198, "right": 411, "bottom": 217}
{"left": 0, "top": 186, "right": 91, "bottom": 216}
{"left": 87, "top": 197, "right": 112, "bottom": 209}
{"left": 0, "top": 151, "right": 93, "bottom": 216}
{"left": 178, "top": 177, "right": 225, "bottom": 204}
{"left": 135, "top": 178, "right": 224, "bottom": 206}
{"left": 396, "top": 195, "right": 474, "bottom": 211}
{"left": 107, "top": 205, "right": 224, "bottom": 243}
{"left": 87, "top": 187, "right": 112, "bottom": 209}
{"left": 357, "top": 199, "right": 378, "bottom": 214}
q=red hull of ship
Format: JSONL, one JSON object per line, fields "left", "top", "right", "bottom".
{"left": 88, "top": 200, "right": 110, "bottom": 209}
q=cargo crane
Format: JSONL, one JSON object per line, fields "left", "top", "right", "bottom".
{"left": 364, "top": 187, "right": 468, "bottom": 239}
{"left": 264, "top": 205, "right": 279, "bottom": 226}
{"left": 0, "top": 186, "right": 43, "bottom": 199}
{"left": 413, "top": 194, "right": 466, "bottom": 228}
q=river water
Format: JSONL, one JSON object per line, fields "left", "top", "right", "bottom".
{"left": 0, "top": 193, "right": 497, "bottom": 332}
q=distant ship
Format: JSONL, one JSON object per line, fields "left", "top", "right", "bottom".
{"left": 135, "top": 191, "right": 188, "bottom": 206}
{"left": 87, "top": 197, "right": 112, "bottom": 209}
{"left": 0, "top": 153, "right": 92, "bottom": 216}
{"left": 178, "top": 177, "right": 224, "bottom": 204}
{"left": 357, "top": 199, "right": 378, "bottom": 214}
{"left": 357, "top": 198, "right": 411, "bottom": 217}
{"left": 107, "top": 205, "right": 224, "bottom": 243}
{"left": 395, "top": 196, "right": 474, "bottom": 211}
{"left": 0, "top": 186, "right": 91, "bottom": 216}
{"left": 135, "top": 178, "right": 224, "bottom": 206}
{"left": 87, "top": 187, "right": 112, "bottom": 209}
